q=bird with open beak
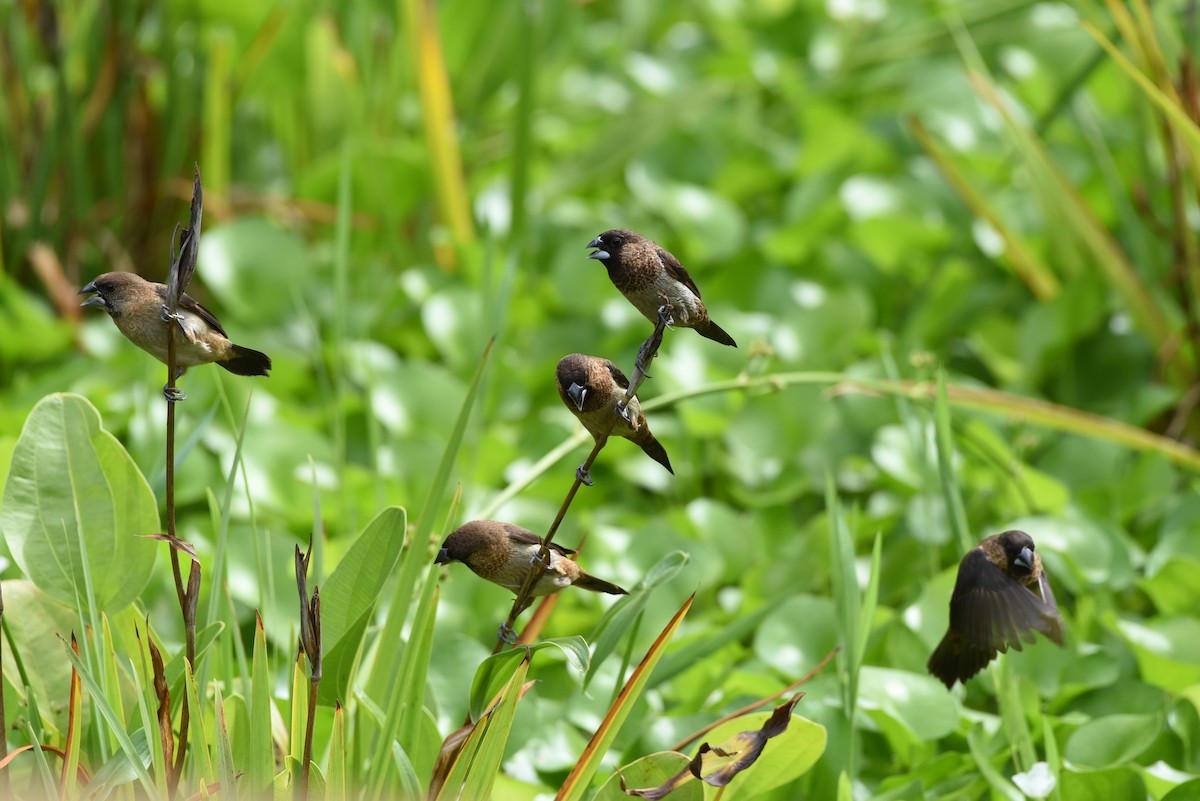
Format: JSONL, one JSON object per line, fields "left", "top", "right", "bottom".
{"left": 79, "top": 271, "right": 271, "bottom": 390}
{"left": 586, "top": 228, "right": 737, "bottom": 348}
{"left": 927, "top": 529, "right": 1064, "bottom": 688}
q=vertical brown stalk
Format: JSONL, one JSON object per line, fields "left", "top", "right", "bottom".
{"left": 295, "top": 542, "right": 322, "bottom": 801}
{"left": 163, "top": 169, "right": 204, "bottom": 796}
{"left": 494, "top": 314, "right": 671, "bottom": 652}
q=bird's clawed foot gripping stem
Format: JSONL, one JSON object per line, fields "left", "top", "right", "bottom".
{"left": 162, "top": 385, "right": 187, "bottom": 403}
{"left": 497, "top": 623, "right": 518, "bottom": 646}
{"left": 575, "top": 465, "right": 594, "bottom": 486}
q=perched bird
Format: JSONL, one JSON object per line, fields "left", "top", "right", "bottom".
{"left": 555, "top": 353, "right": 673, "bottom": 482}
{"left": 79, "top": 272, "right": 271, "bottom": 388}
{"left": 927, "top": 530, "right": 1064, "bottom": 689}
{"left": 436, "top": 520, "right": 627, "bottom": 599}
{"left": 586, "top": 229, "right": 736, "bottom": 348}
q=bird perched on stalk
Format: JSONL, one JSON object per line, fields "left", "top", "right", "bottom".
{"left": 79, "top": 271, "right": 271, "bottom": 388}
{"left": 436, "top": 520, "right": 627, "bottom": 599}
{"left": 555, "top": 353, "right": 673, "bottom": 483}
{"left": 927, "top": 530, "right": 1064, "bottom": 689}
{"left": 586, "top": 228, "right": 737, "bottom": 349}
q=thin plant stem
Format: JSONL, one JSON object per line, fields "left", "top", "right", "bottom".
{"left": 300, "top": 677, "right": 318, "bottom": 801}
{"left": 492, "top": 316, "right": 670, "bottom": 653}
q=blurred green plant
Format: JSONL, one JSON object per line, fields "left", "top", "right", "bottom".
{"left": 1, "top": 0, "right": 1199, "bottom": 799}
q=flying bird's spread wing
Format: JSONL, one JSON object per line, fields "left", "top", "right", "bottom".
{"left": 950, "top": 549, "right": 1059, "bottom": 653}
{"left": 655, "top": 247, "right": 702, "bottom": 299}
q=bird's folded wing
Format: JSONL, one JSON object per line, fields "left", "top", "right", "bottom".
{"left": 655, "top": 247, "right": 702, "bottom": 299}
{"left": 502, "top": 523, "right": 575, "bottom": 556}
{"left": 154, "top": 284, "right": 229, "bottom": 337}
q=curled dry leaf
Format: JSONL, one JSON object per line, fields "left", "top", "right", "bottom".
{"left": 140, "top": 532, "right": 201, "bottom": 565}
{"left": 622, "top": 694, "right": 805, "bottom": 799}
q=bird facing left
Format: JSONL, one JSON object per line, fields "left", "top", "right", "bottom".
{"left": 79, "top": 271, "right": 272, "bottom": 380}
{"left": 435, "top": 520, "right": 627, "bottom": 598}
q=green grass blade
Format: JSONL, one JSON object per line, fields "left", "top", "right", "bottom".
{"left": 320, "top": 506, "right": 407, "bottom": 706}
{"left": 934, "top": 370, "right": 973, "bottom": 555}
{"left": 290, "top": 654, "right": 308, "bottom": 768}
{"left": 368, "top": 339, "right": 494, "bottom": 700}
{"left": 328, "top": 702, "right": 347, "bottom": 801}
{"left": 213, "top": 685, "right": 236, "bottom": 799}
{"left": 183, "top": 658, "right": 214, "bottom": 785}
{"left": 909, "top": 117, "right": 1059, "bottom": 300}
{"left": 967, "top": 72, "right": 1175, "bottom": 361}
{"left": 203, "top": 394, "right": 251, "bottom": 629}
{"left": 246, "top": 611, "right": 273, "bottom": 795}
{"left": 555, "top": 594, "right": 694, "bottom": 801}
{"left": 967, "top": 724, "right": 1024, "bottom": 801}
{"left": 585, "top": 550, "right": 688, "bottom": 689}
{"left": 459, "top": 656, "right": 530, "bottom": 800}
{"left": 367, "top": 575, "right": 439, "bottom": 795}
{"left": 59, "top": 636, "right": 156, "bottom": 796}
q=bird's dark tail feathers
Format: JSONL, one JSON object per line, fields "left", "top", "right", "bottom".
{"left": 221, "top": 345, "right": 272, "bottom": 376}
{"left": 638, "top": 434, "right": 674, "bottom": 475}
{"left": 696, "top": 318, "right": 737, "bottom": 347}
{"left": 574, "top": 574, "right": 628, "bottom": 595}
{"left": 926, "top": 633, "right": 992, "bottom": 689}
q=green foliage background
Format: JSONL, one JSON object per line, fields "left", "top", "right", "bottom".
{"left": 1, "top": 0, "right": 1199, "bottom": 798}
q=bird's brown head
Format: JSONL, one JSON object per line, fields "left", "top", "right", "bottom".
{"left": 996, "top": 529, "right": 1038, "bottom": 577}
{"left": 586, "top": 229, "right": 641, "bottom": 265}
{"left": 555, "top": 354, "right": 594, "bottom": 412}
{"left": 78, "top": 272, "right": 146, "bottom": 317}
{"left": 435, "top": 522, "right": 501, "bottom": 570}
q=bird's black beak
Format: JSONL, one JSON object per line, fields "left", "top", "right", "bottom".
{"left": 566, "top": 382, "right": 588, "bottom": 412}
{"left": 1013, "top": 546, "right": 1034, "bottom": 572}
{"left": 435, "top": 547, "right": 452, "bottom": 565}
{"left": 586, "top": 237, "right": 609, "bottom": 261}
{"left": 78, "top": 282, "right": 106, "bottom": 309}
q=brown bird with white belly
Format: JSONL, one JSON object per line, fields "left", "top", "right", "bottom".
{"left": 79, "top": 271, "right": 271, "bottom": 386}
{"left": 436, "top": 520, "right": 627, "bottom": 598}
{"left": 555, "top": 353, "right": 673, "bottom": 484}
{"left": 586, "top": 228, "right": 736, "bottom": 348}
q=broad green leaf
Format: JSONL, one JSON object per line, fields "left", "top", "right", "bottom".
{"left": 0, "top": 393, "right": 157, "bottom": 613}
{"left": 858, "top": 667, "right": 958, "bottom": 742}
{"left": 1059, "top": 767, "right": 1145, "bottom": 801}
{"left": 1113, "top": 617, "right": 1200, "bottom": 692}
{"left": 1064, "top": 714, "right": 1161, "bottom": 769}
{"left": 1163, "top": 779, "right": 1200, "bottom": 801}
{"left": 1140, "top": 557, "right": 1200, "bottom": 616}
{"left": 471, "top": 637, "right": 587, "bottom": 721}
{"left": 319, "top": 505, "right": 407, "bottom": 705}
